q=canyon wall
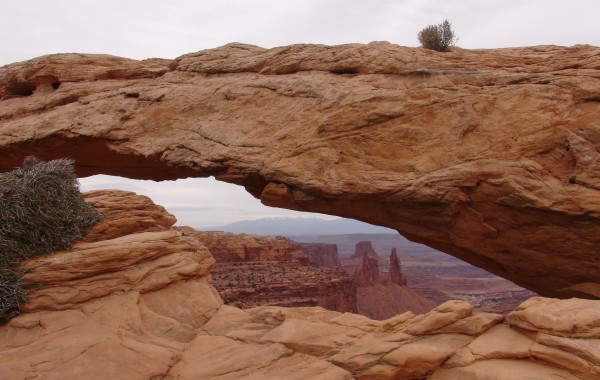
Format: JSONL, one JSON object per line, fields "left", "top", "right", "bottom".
{"left": 351, "top": 241, "right": 381, "bottom": 260}
{"left": 178, "top": 229, "right": 299, "bottom": 262}
{"left": 296, "top": 242, "right": 342, "bottom": 268}
{"left": 1, "top": 43, "right": 600, "bottom": 298}
{"left": 178, "top": 229, "right": 356, "bottom": 313}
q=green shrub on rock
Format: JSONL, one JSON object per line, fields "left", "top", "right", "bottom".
{"left": 0, "top": 157, "right": 101, "bottom": 323}
{"left": 417, "top": 19, "right": 457, "bottom": 52}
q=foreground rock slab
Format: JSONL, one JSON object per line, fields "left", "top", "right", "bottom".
{"left": 0, "top": 190, "right": 598, "bottom": 379}
{"left": 1, "top": 43, "right": 600, "bottom": 298}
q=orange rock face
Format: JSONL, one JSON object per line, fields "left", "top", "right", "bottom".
{"left": 0, "top": 190, "right": 223, "bottom": 379}
{"left": 83, "top": 190, "right": 176, "bottom": 241}
{"left": 1, "top": 43, "right": 600, "bottom": 299}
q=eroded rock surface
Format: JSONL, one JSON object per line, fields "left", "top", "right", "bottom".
{"left": 2, "top": 43, "right": 600, "bottom": 297}
{"left": 351, "top": 241, "right": 381, "bottom": 260}
{"left": 211, "top": 260, "right": 357, "bottom": 313}
{"left": 179, "top": 229, "right": 356, "bottom": 313}
{"left": 353, "top": 253, "right": 380, "bottom": 287}
{"left": 297, "top": 242, "right": 342, "bottom": 268}
{"left": 178, "top": 229, "right": 300, "bottom": 262}
{"left": 0, "top": 190, "right": 598, "bottom": 379}
{"left": 0, "top": 42, "right": 600, "bottom": 298}
{"left": 387, "top": 248, "right": 407, "bottom": 286}
{"left": 0, "top": 190, "right": 222, "bottom": 379}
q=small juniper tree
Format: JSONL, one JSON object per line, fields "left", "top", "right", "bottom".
{"left": 0, "top": 157, "right": 101, "bottom": 323}
{"left": 417, "top": 19, "right": 457, "bottom": 52}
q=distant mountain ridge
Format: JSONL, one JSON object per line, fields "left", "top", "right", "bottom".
{"left": 200, "top": 217, "right": 396, "bottom": 235}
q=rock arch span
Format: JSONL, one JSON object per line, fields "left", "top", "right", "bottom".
{"left": 1, "top": 43, "right": 600, "bottom": 298}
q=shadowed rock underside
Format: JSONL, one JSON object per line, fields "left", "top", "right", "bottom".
{"left": 1, "top": 43, "right": 600, "bottom": 298}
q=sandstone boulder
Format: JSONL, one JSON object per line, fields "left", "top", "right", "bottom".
{"left": 83, "top": 189, "right": 176, "bottom": 241}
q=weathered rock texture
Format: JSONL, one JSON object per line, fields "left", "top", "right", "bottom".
{"left": 176, "top": 229, "right": 356, "bottom": 313}
{"left": 353, "top": 254, "right": 380, "bottom": 287}
{"left": 84, "top": 189, "right": 176, "bottom": 241}
{"left": 0, "top": 190, "right": 223, "bottom": 379}
{"left": 1, "top": 43, "right": 600, "bottom": 298}
{"left": 351, "top": 241, "right": 381, "bottom": 260}
{"left": 212, "top": 261, "right": 357, "bottom": 313}
{"left": 352, "top": 247, "right": 429, "bottom": 319}
{"left": 0, "top": 190, "right": 598, "bottom": 379}
{"left": 297, "top": 242, "right": 342, "bottom": 268}
{"left": 387, "top": 248, "right": 408, "bottom": 286}
{"left": 177, "top": 229, "right": 300, "bottom": 262}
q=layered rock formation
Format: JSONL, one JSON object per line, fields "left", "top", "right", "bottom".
{"left": 212, "top": 261, "right": 357, "bottom": 313}
{"left": 352, "top": 246, "right": 432, "bottom": 319}
{"left": 0, "top": 190, "right": 598, "bottom": 379}
{"left": 176, "top": 229, "right": 356, "bottom": 313}
{"left": 0, "top": 190, "right": 223, "bottom": 379}
{"left": 177, "top": 229, "right": 300, "bottom": 262}
{"left": 387, "top": 248, "right": 407, "bottom": 286}
{"left": 351, "top": 241, "right": 381, "bottom": 260}
{"left": 353, "top": 254, "right": 380, "bottom": 287}
{"left": 298, "top": 233, "right": 539, "bottom": 314}
{"left": 2, "top": 43, "right": 600, "bottom": 298}
{"left": 297, "top": 242, "right": 342, "bottom": 268}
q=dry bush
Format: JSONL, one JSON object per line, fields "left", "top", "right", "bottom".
{"left": 0, "top": 157, "right": 101, "bottom": 323}
{"left": 417, "top": 19, "right": 456, "bottom": 52}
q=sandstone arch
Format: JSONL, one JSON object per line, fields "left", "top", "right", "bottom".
{"left": 1, "top": 43, "right": 599, "bottom": 298}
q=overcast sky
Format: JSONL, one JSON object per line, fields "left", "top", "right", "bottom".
{"left": 2, "top": 1, "right": 599, "bottom": 227}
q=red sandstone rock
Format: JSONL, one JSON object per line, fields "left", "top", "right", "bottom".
{"left": 387, "top": 248, "right": 407, "bottom": 286}
{"left": 351, "top": 241, "right": 380, "bottom": 259}
{"left": 178, "top": 229, "right": 301, "bottom": 262}
{"left": 212, "top": 261, "right": 357, "bottom": 313}
{"left": 353, "top": 253, "right": 380, "bottom": 287}
{"left": 296, "top": 242, "right": 342, "bottom": 268}
{"left": 356, "top": 284, "right": 436, "bottom": 320}
{"left": 178, "top": 229, "right": 356, "bottom": 313}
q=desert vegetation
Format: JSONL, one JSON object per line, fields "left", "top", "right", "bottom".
{"left": 417, "top": 19, "right": 456, "bottom": 52}
{"left": 0, "top": 157, "right": 101, "bottom": 322}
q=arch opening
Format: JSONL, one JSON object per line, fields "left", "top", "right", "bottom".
{"left": 79, "top": 174, "right": 537, "bottom": 315}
